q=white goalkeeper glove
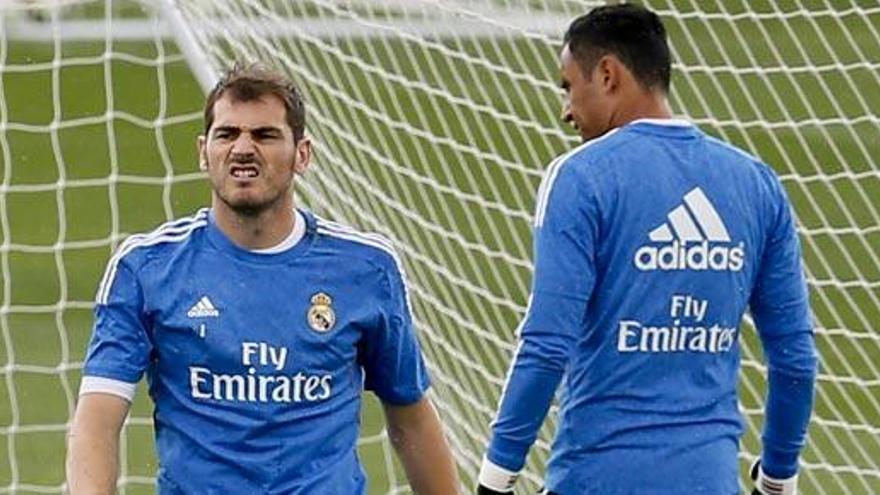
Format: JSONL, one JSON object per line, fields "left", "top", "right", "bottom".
{"left": 750, "top": 459, "right": 799, "bottom": 495}
{"left": 477, "top": 456, "right": 519, "bottom": 494}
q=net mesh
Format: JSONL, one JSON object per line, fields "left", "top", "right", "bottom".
{"left": 0, "top": 0, "right": 878, "bottom": 493}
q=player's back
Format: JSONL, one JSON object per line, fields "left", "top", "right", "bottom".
{"left": 544, "top": 119, "right": 788, "bottom": 494}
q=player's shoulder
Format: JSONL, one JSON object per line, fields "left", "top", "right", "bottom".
{"left": 542, "top": 126, "right": 647, "bottom": 190}
{"left": 535, "top": 130, "right": 624, "bottom": 212}
{"left": 312, "top": 215, "right": 404, "bottom": 275}
{"left": 703, "top": 133, "right": 763, "bottom": 166}
{"left": 551, "top": 128, "right": 626, "bottom": 170}
{"left": 702, "top": 133, "right": 786, "bottom": 193}
{"left": 112, "top": 208, "right": 210, "bottom": 269}
{"left": 699, "top": 131, "right": 777, "bottom": 174}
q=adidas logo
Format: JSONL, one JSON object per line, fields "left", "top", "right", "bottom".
{"left": 634, "top": 187, "right": 745, "bottom": 272}
{"left": 187, "top": 296, "right": 220, "bottom": 318}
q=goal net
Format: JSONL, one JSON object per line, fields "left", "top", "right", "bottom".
{"left": 1, "top": 0, "right": 878, "bottom": 493}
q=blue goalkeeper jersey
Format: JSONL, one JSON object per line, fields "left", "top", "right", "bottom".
{"left": 81, "top": 208, "right": 430, "bottom": 494}
{"left": 487, "top": 119, "right": 816, "bottom": 494}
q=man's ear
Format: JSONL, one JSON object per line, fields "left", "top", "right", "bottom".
{"left": 197, "top": 135, "right": 208, "bottom": 171}
{"left": 595, "top": 54, "right": 622, "bottom": 94}
{"left": 293, "top": 137, "right": 312, "bottom": 175}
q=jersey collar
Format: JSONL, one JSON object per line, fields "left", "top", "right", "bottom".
{"left": 205, "top": 208, "right": 316, "bottom": 264}
{"left": 625, "top": 118, "right": 698, "bottom": 138}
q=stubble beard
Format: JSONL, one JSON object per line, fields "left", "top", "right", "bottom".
{"left": 215, "top": 185, "right": 289, "bottom": 218}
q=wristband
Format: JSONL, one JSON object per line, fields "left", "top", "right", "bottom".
{"left": 751, "top": 459, "right": 798, "bottom": 495}
{"left": 478, "top": 456, "right": 519, "bottom": 493}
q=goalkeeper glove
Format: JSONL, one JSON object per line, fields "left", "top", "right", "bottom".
{"left": 476, "top": 485, "right": 510, "bottom": 495}
{"left": 477, "top": 456, "right": 518, "bottom": 494}
{"left": 750, "top": 459, "right": 799, "bottom": 495}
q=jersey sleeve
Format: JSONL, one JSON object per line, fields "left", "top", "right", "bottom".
{"left": 81, "top": 257, "right": 153, "bottom": 400}
{"left": 360, "top": 258, "right": 430, "bottom": 405}
{"left": 749, "top": 172, "right": 818, "bottom": 478}
{"left": 486, "top": 161, "right": 598, "bottom": 472}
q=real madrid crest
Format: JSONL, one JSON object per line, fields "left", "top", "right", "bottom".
{"left": 307, "top": 292, "right": 336, "bottom": 333}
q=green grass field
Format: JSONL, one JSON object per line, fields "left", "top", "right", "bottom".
{"left": 1, "top": 1, "right": 879, "bottom": 494}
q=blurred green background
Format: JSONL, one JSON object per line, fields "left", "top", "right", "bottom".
{"left": 1, "top": 1, "right": 878, "bottom": 494}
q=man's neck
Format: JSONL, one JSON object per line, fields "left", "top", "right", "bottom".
{"left": 611, "top": 93, "right": 673, "bottom": 129}
{"left": 211, "top": 197, "right": 296, "bottom": 250}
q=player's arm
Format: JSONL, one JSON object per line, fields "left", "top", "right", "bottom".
{"left": 479, "top": 162, "right": 598, "bottom": 492}
{"left": 384, "top": 396, "right": 460, "bottom": 494}
{"left": 361, "top": 246, "right": 458, "bottom": 492}
{"left": 68, "top": 253, "right": 151, "bottom": 494}
{"left": 749, "top": 171, "right": 818, "bottom": 495}
{"left": 67, "top": 393, "right": 130, "bottom": 494}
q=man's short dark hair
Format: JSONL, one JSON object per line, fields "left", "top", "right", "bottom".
{"left": 203, "top": 62, "right": 306, "bottom": 141}
{"left": 563, "top": 3, "right": 671, "bottom": 93}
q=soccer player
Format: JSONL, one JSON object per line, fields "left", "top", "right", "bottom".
{"left": 477, "top": 4, "right": 817, "bottom": 495}
{"left": 66, "top": 63, "right": 459, "bottom": 494}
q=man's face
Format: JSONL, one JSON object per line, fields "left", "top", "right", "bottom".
{"left": 199, "top": 94, "right": 309, "bottom": 215}
{"left": 560, "top": 44, "right": 612, "bottom": 142}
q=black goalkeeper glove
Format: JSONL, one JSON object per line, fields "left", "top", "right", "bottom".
{"left": 751, "top": 458, "right": 799, "bottom": 495}
{"left": 476, "top": 485, "right": 557, "bottom": 495}
{"left": 476, "top": 485, "right": 510, "bottom": 495}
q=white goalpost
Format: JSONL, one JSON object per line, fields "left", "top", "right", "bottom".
{"left": 0, "top": 0, "right": 878, "bottom": 493}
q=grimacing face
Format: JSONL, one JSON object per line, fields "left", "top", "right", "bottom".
{"left": 198, "top": 93, "right": 309, "bottom": 215}
{"left": 559, "top": 43, "right": 613, "bottom": 142}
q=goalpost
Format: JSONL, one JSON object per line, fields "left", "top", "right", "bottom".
{"left": 1, "top": 0, "right": 878, "bottom": 493}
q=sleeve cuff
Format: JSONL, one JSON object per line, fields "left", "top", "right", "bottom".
{"left": 79, "top": 376, "right": 137, "bottom": 402}
{"left": 478, "top": 456, "right": 519, "bottom": 493}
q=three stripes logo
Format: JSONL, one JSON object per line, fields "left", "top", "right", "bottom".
{"left": 634, "top": 187, "right": 745, "bottom": 272}
{"left": 187, "top": 296, "right": 220, "bottom": 318}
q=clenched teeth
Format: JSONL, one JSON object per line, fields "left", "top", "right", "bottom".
{"left": 231, "top": 168, "right": 258, "bottom": 178}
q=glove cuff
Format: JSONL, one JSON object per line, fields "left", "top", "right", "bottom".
{"left": 478, "top": 456, "right": 519, "bottom": 493}
{"left": 753, "top": 460, "right": 798, "bottom": 495}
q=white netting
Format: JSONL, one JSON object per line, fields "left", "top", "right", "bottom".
{"left": 0, "top": 0, "right": 878, "bottom": 493}
{"left": 1, "top": 0, "right": 205, "bottom": 492}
